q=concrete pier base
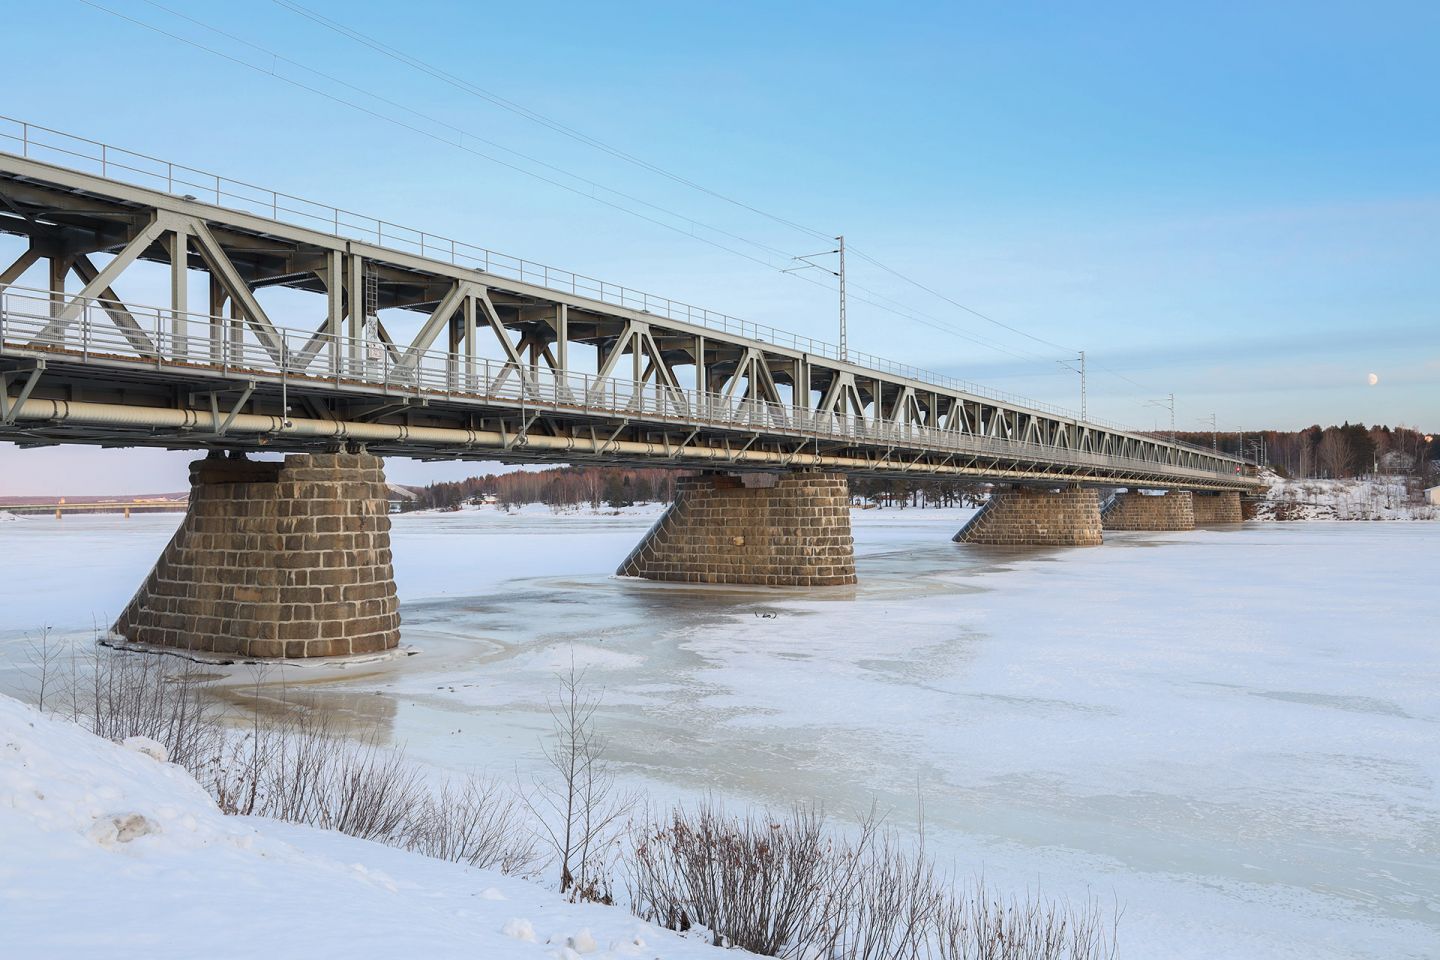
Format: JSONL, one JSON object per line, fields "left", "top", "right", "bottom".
{"left": 617, "top": 472, "right": 856, "bottom": 586}
{"left": 1102, "top": 490, "right": 1195, "bottom": 531}
{"left": 1193, "top": 490, "right": 1244, "bottom": 524}
{"left": 112, "top": 451, "right": 400, "bottom": 658}
{"left": 953, "top": 486, "right": 1103, "bottom": 546}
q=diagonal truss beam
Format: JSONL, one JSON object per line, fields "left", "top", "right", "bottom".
{"left": 401, "top": 279, "right": 480, "bottom": 369}
{"left": 475, "top": 287, "right": 538, "bottom": 398}
{"left": 69, "top": 254, "right": 157, "bottom": 355}
{"left": 185, "top": 216, "right": 284, "bottom": 362}
{"left": 33, "top": 213, "right": 167, "bottom": 341}
{"left": 0, "top": 247, "right": 40, "bottom": 289}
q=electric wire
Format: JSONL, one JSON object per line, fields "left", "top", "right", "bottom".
{"left": 269, "top": 0, "right": 1087, "bottom": 360}
{"left": 76, "top": 0, "right": 802, "bottom": 280}
{"left": 78, "top": 0, "right": 1154, "bottom": 412}
{"left": 269, "top": 0, "right": 840, "bottom": 247}
{"left": 136, "top": 0, "right": 804, "bottom": 268}
{"left": 77, "top": 0, "right": 1070, "bottom": 375}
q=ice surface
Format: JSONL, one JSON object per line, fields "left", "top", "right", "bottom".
{"left": 1, "top": 506, "right": 1436, "bottom": 958}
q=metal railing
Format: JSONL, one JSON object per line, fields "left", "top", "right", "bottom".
{"left": 0, "top": 115, "right": 1204, "bottom": 445}
{"left": 0, "top": 285, "right": 1249, "bottom": 482}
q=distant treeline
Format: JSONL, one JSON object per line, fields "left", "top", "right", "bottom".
{"left": 1172, "top": 423, "right": 1436, "bottom": 480}
{"left": 410, "top": 466, "right": 986, "bottom": 511}
{"left": 847, "top": 478, "right": 986, "bottom": 508}
{"left": 410, "top": 466, "right": 684, "bottom": 510}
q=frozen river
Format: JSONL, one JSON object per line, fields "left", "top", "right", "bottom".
{"left": 1, "top": 507, "right": 1436, "bottom": 959}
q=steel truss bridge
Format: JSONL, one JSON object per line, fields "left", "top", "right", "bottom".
{"left": 0, "top": 119, "right": 1258, "bottom": 492}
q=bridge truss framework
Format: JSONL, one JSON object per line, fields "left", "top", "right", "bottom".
{"left": 0, "top": 120, "right": 1258, "bottom": 493}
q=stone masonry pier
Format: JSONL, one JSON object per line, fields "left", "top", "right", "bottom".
{"left": 1192, "top": 490, "right": 1244, "bottom": 524}
{"left": 112, "top": 451, "right": 400, "bottom": 658}
{"left": 953, "top": 486, "right": 1103, "bottom": 546}
{"left": 617, "top": 471, "right": 856, "bottom": 586}
{"left": 1102, "top": 490, "right": 1196, "bottom": 531}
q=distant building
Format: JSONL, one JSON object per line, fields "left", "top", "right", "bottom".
{"left": 386, "top": 483, "right": 419, "bottom": 514}
{"left": 1426, "top": 486, "right": 1440, "bottom": 506}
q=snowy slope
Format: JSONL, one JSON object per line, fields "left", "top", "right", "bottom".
{"left": 1255, "top": 474, "right": 1437, "bottom": 520}
{"left": 0, "top": 694, "right": 739, "bottom": 960}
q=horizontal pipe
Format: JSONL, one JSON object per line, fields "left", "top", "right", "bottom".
{"left": 7, "top": 397, "right": 1260, "bottom": 491}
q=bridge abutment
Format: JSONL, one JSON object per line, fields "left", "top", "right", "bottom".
{"left": 953, "top": 486, "right": 1103, "bottom": 546}
{"left": 112, "top": 451, "right": 400, "bottom": 658}
{"left": 617, "top": 471, "right": 856, "bottom": 586}
{"left": 1102, "top": 490, "right": 1196, "bottom": 531}
{"left": 1192, "top": 490, "right": 1244, "bottom": 524}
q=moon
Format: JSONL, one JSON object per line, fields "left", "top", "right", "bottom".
{"left": 1367, "top": 372, "right": 1379, "bottom": 386}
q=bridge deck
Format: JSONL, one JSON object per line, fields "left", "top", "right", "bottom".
{"left": 0, "top": 120, "right": 1259, "bottom": 491}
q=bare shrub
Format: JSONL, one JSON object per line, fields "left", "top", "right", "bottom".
{"left": 214, "top": 712, "right": 424, "bottom": 841}
{"left": 27, "top": 642, "right": 226, "bottom": 772}
{"left": 406, "top": 774, "right": 543, "bottom": 875}
{"left": 18, "top": 638, "right": 540, "bottom": 878}
{"left": 628, "top": 802, "right": 1118, "bottom": 960}
{"left": 628, "top": 800, "right": 849, "bottom": 955}
{"left": 823, "top": 821, "right": 944, "bottom": 960}
{"left": 936, "top": 881, "right": 1118, "bottom": 960}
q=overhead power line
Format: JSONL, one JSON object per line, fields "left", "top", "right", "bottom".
{"left": 269, "top": 0, "right": 839, "bottom": 247}
{"left": 269, "top": 0, "right": 1085, "bottom": 360}
{"left": 80, "top": 0, "right": 797, "bottom": 277}
{"left": 76, "top": 0, "right": 1088, "bottom": 379}
{"left": 135, "top": 0, "right": 802, "bottom": 268}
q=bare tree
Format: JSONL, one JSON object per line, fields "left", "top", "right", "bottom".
{"left": 1318, "top": 430, "right": 1351, "bottom": 479}
{"left": 22, "top": 626, "right": 61, "bottom": 711}
{"left": 525, "top": 662, "right": 635, "bottom": 901}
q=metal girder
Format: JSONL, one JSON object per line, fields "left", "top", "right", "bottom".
{"left": 0, "top": 360, "right": 44, "bottom": 425}
{"left": 189, "top": 380, "right": 255, "bottom": 438}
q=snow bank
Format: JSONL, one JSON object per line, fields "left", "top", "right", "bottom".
{"left": 0, "top": 510, "right": 22, "bottom": 522}
{"left": 0, "top": 694, "right": 740, "bottom": 960}
{"left": 1256, "top": 473, "right": 1437, "bottom": 520}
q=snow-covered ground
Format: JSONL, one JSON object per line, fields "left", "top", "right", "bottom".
{"left": 1, "top": 507, "right": 1436, "bottom": 959}
{"left": 0, "top": 693, "right": 744, "bottom": 960}
{"left": 1254, "top": 474, "right": 1437, "bottom": 520}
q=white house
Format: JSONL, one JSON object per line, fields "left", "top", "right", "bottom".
{"left": 1426, "top": 486, "right": 1440, "bottom": 506}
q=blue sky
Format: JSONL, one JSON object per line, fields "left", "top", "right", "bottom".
{"left": 1, "top": 0, "right": 1437, "bottom": 492}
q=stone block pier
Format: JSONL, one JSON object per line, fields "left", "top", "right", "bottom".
{"left": 112, "top": 451, "right": 400, "bottom": 658}
{"left": 953, "top": 486, "right": 1104, "bottom": 546}
{"left": 1102, "top": 490, "right": 1196, "bottom": 531}
{"left": 1193, "top": 490, "right": 1244, "bottom": 524}
{"left": 617, "top": 471, "right": 856, "bottom": 586}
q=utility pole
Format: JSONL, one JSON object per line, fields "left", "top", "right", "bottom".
{"left": 785, "top": 236, "right": 847, "bottom": 360}
{"left": 1146, "top": 394, "right": 1175, "bottom": 442}
{"left": 1058, "top": 351, "right": 1088, "bottom": 421}
{"left": 837, "top": 234, "right": 847, "bottom": 361}
{"left": 1197, "top": 412, "right": 1217, "bottom": 449}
